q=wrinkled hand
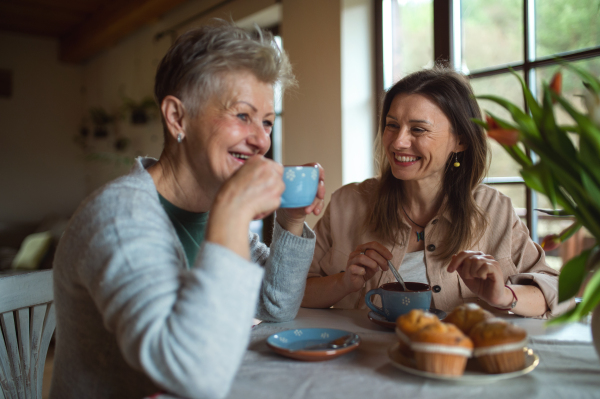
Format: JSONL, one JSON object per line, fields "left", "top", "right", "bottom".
{"left": 446, "top": 251, "right": 509, "bottom": 307}
{"left": 277, "top": 163, "right": 326, "bottom": 234}
{"left": 215, "top": 155, "right": 285, "bottom": 222}
{"left": 343, "top": 242, "right": 392, "bottom": 293}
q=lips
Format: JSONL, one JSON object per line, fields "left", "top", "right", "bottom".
{"left": 230, "top": 152, "right": 252, "bottom": 161}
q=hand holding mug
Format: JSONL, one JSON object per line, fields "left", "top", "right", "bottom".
{"left": 276, "top": 163, "right": 326, "bottom": 236}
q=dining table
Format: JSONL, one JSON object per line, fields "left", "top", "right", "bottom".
{"left": 221, "top": 307, "right": 600, "bottom": 399}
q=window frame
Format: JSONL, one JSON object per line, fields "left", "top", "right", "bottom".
{"left": 376, "top": 0, "right": 600, "bottom": 241}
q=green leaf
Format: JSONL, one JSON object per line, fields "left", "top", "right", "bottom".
{"left": 578, "top": 268, "right": 600, "bottom": 316}
{"left": 558, "top": 59, "right": 600, "bottom": 94}
{"left": 546, "top": 306, "right": 582, "bottom": 325}
{"left": 520, "top": 163, "right": 557, "bottom": 207}
{"left": 553, "top": 92, "right": 600, "bottom": 155}
{"left": 520, "top": 165, "right": 547, "bottom": 195}
{"left": 477, "top": 95, "right": 540, "bottom": 140}
{"left": 503, "top": 144, "right": 532, "bottom": 168}
{"left": 558, "top": 248, "right": 592, "bottom": 303}
{"left": 534, "top": 209, "right": 573, "bottom": 216}
{"left": 510, "top": 68, "right": 542, "bottom": 124}
{"left": 471, "top": 118, "right": 488, "bottom": 129}
{"left": 540, "top": 84, "right": 578, "bottom": 160}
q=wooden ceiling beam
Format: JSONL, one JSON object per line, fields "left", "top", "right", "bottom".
{"left": 59, "top": 0, "right": 188, "bottom": 64}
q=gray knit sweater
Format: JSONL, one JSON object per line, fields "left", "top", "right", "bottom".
{"left": 49, "top": 158, "right": 315, "bottom": 399}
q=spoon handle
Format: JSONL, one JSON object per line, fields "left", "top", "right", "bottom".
{"left": 387, "top": 260, "right": 408, "bottom": 291}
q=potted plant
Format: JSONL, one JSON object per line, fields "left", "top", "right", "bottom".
{"left": 474, "top": 62, "right": 600, "bottom": 355}
{"left": 121, "top": 96, "right": 158, "bottom": 125}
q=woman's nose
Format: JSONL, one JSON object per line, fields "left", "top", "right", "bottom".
{"left": 393, "top": 128, "right": 411, "bottom": 148}
{"left": 247, "top": 122, "right": 271, "bottom": 153}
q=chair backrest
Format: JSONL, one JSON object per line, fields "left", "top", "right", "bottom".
{"left": 0, "top": 270, "right": 55, "bottom": 399}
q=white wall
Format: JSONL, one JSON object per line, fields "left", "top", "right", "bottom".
{"left": 282, "top": 0, "right": 343, "bottom": 227}
{"left": 0, "top": 33, "right": 85, "bottom": 223}
{"left": 0, "top": 0, "right": 376, "bottom": 228}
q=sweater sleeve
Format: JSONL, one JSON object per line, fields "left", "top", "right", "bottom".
{"left": 77, "top": 213, "right": 265, "bottom": 399}
{"left": 250, "top": 218, "right": 316, "bottom": 322}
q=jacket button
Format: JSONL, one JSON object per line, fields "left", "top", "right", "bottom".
{"left": 432, "top": 219, "right": 438, "bottom": 225}
{"left": 427, "top": 244, "right": 436, "bottom": 252}
{"left": 433, "top": 285, "right": 441, "bottom": 293}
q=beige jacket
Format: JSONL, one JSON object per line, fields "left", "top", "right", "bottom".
{"left": 308, "top": 178, "right": 571, "bottom": 318}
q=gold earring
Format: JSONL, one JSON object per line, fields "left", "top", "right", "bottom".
{"left": 453, "top": 152, "right": 460, "bottom": 168}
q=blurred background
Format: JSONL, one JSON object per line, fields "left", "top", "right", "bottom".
{"left": 0, "top": 0, "right": 599, "bottom": 273}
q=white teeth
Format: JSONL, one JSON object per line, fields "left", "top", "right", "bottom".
{"left": 395, "top": 155, "right": 419, "bottom": 162}
{"left": 231, "top": 152, "right": 250, "bottom": 160}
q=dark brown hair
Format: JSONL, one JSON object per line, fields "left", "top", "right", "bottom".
{"left": 367, "top": 67, "right": 489, "bottom": 259}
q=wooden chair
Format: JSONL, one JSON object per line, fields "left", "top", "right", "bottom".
{"left": 0, "top": 270, "right": 55, "bottom": 399}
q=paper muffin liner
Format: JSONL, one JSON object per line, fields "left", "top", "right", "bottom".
{"left": 395, "top": 328, "right": 412, "bottom": 346}
{"left": 472, "top": 338, "right": 528, "bottom": 357}
{"left": 410, "top": 342, "right": 473, "bottom": 357}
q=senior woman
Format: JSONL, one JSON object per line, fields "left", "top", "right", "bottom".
{"left": 302, "top": 67, "right": 570, "bottom": 319}
{"left": 50, "top": 23, "right": 324, "bottom": 399}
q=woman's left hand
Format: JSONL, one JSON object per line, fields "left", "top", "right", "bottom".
{"left": 276, "top": 163, "right": 326, "bottom": 236}
{"left": 446, "top": 251, "right": 513, "bottom": 308}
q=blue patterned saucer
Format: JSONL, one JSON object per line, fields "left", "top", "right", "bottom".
{"left": 266, "top": 328, "right": 361, "bottom": 361}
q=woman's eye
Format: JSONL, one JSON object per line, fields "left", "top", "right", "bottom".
{"left": 385, "top": 122, "right": 398, "bottom": 129}
{"left": 237, "top": 113, "right": 250, "bottom": 122}
{"left": 263, "top": 121, "right": 273, "bottom": 134}
{"left": 411, "top": 127, "right": 426, "bottom": 133}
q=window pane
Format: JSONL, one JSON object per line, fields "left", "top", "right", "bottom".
{"left": 388, "top": 0, "right": 433, "bottom": 83}
{"left": 461, "top": 0, "right": 523, "bottom": 72}
{"left": 537, "top": 215, "right": 594, "bottom": 271}
{"left": 535, "top": 57, "right": 600, "bottom": 126}
{"left": 535, "top": 0, "right": 600, "bottom": 58}
{"left": 471, "top": 73, "right": 525, "bottom": 178}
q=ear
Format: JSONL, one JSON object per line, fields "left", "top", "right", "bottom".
{"left": 161, "top": 95, "right": 186, "bottom": 142}
{"left": 455, "top": 137, "right": 468, "bottom": 153}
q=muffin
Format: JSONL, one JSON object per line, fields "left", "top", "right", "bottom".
{"left": 444, "top": 303, "right": 494, "bottom": 335}
{"left": 469, "top": 318, "right": 528, "bottom": 374}
{"left": 395, "top": 309, "right": 441, "bottom": 357}
{"left": 410, "top": 322, "right": 473, "bottom": 376}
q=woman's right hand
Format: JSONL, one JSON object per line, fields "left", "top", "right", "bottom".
{"left": 206, "top": 155, "right": 284, "bottom": 259}
{"left": 215, "top": 155, "right": 285, "bottom": 221}
{"left": 343, "top": 242, "right": 392, "bottom": 293}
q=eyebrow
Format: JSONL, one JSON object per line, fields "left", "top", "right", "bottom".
{"left": 385, "top": 115, "right": 432, "bottom": 125}
{"left": 234, "top": 101, "right": 275, "bottom": 118}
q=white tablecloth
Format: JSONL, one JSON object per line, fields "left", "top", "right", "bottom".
{"left": 225, "top": 308, "right": 600, "bottom": 399}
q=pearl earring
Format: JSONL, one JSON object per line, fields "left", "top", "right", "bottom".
{"left": 177, "top": 133, "right": 183, "bottom": 143}
{"left": 453, "top": 152, "right": 460, "bottom": 168}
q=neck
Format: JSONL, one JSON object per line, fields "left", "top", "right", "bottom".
{"left": 148, "top": 148, "right": 215, "bottom": 213}
{"left": 401, "top": 178, "right": 444, "bottom": 226}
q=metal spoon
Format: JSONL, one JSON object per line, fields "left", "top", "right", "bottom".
{"left": 387, "top": 260, "right": 409, "bottom": 291}
{"left": 302, "top": 334, "right": 358, "bottom": 350}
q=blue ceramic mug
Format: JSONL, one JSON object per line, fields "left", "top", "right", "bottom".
{"left": 365, "top": 282, "right": 432, "bottom": 322}
{"left": 280, "top": 165, "right": 319, "bottom": 208}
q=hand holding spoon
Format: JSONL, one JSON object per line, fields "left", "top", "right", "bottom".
{"left": 387, "top": 260, "right": 409, "bottom": 291}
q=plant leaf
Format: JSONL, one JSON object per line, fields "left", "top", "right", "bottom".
{"left": 477, "top": 95, "right": 540, "bottom": 140}
{"left": 578, "top": 268, "right": 600, "bottom": 316}
{"left": 534, "top": 209, "right": 572, "bottom": 216}
{"left": 520, "top": 163, "right": 557, "bottom": 207}
{"left": 546, "top": 306, "right": 582, "bottom": 325}
{"left": 558, "top": 248, "right": 592, "bottom": 303}
{"left": 540, "top": 84, "right": 578, "bottom": 160}
{"left": 510, "top": 68, "right": 542, "bottom": 124}
{"left": 553, "top": 92, "right": 600, "bottom": 155}
{"left": 558, "top": 59, "right": 600, "bottom": 94}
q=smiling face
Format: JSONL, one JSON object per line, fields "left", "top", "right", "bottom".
{"left": 184, "top": 70, "right": 275, "bottom": 189}
{"left": 382, "top": 93, "right": 464, "bottom": 186}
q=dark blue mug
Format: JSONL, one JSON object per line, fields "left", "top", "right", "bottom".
{"left": 365, "top": 282, "right": 432, "bottom": 322}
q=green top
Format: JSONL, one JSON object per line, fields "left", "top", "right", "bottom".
{"left": 158, "top": 193, "right": 209, "bottom": 268}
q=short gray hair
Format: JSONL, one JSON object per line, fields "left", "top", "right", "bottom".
{"left": 154, "top": 20, "right": 295, "bottom": 119}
